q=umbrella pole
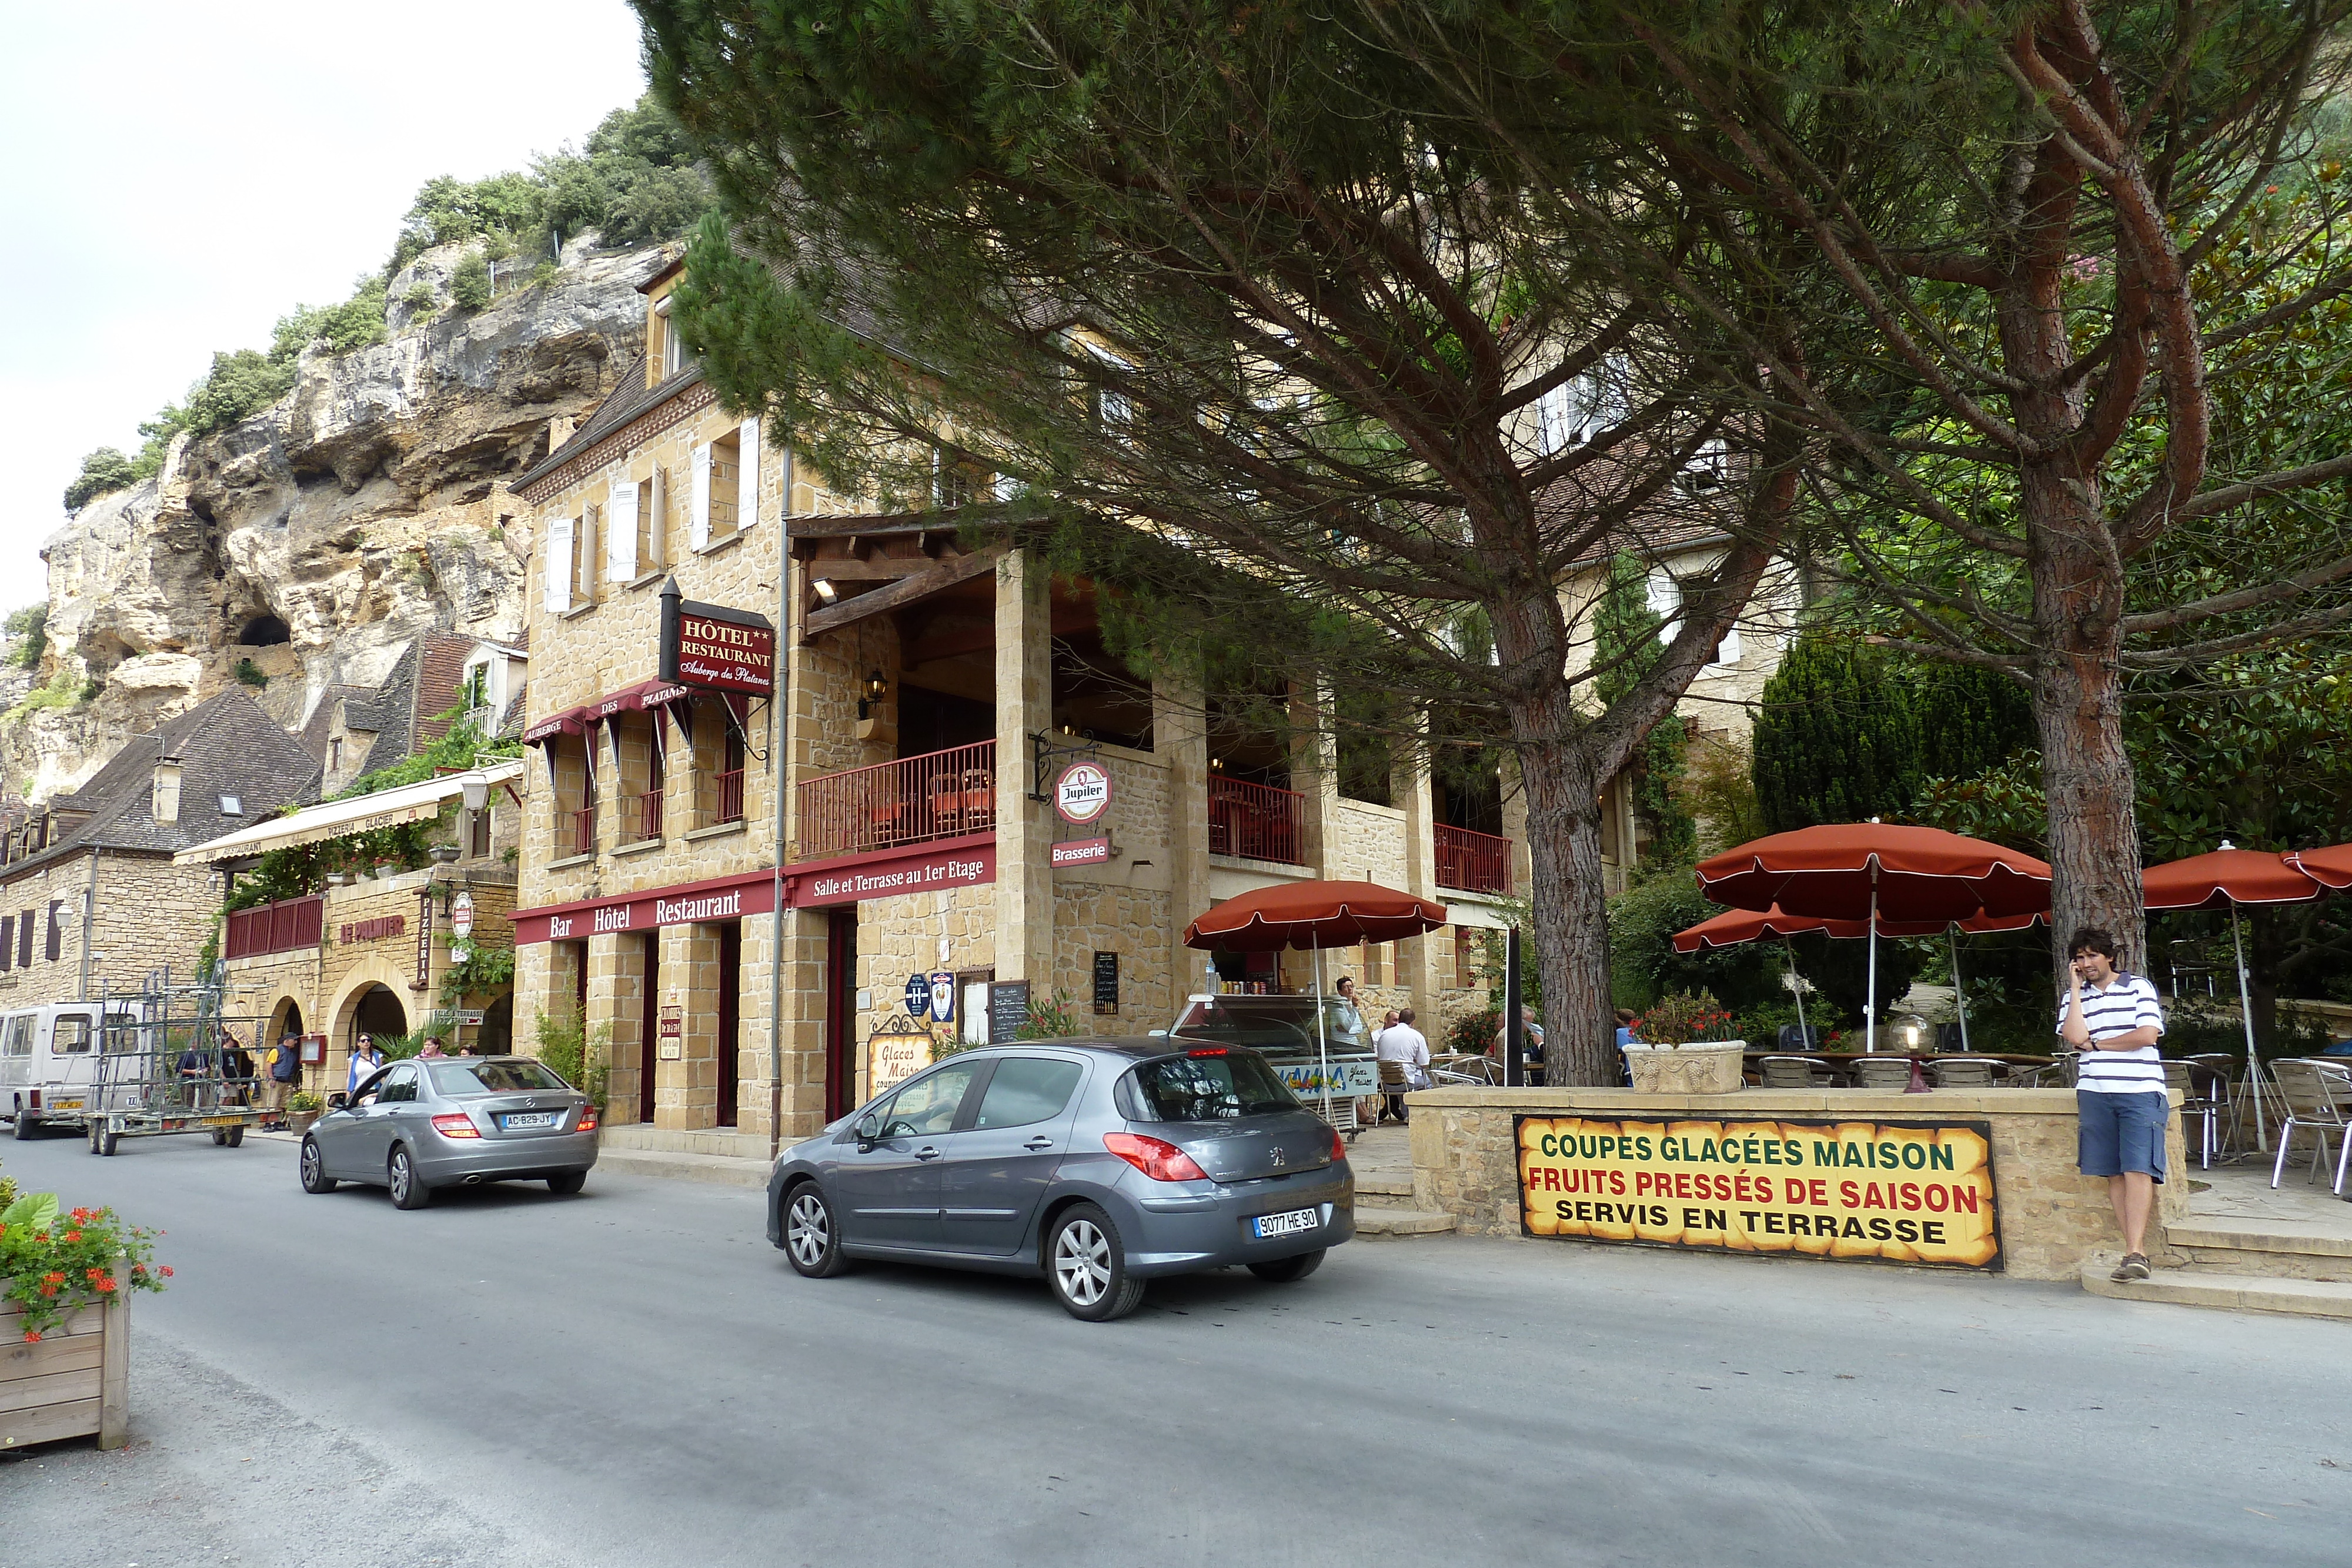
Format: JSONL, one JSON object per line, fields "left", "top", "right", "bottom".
{"left": 1788, "top": 938, "right": 1810, "bottom": 1048}
{"left": 1865, "top": 885, "right": 1879, "bottom": 1054}
{"left": 1315, "top": 945, "right": 1332, "bottom": 1128}
{"left": 2232, "top": 902, "right": 2267, "bottom": 1152}
{"left": 1950, "top": 925, "right": 1969, "bottom": 1052}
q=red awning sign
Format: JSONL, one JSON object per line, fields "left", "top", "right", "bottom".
{"left": 521, "top": 707, "right": 588, "bottom": 746}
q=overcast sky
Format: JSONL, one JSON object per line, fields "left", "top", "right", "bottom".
{"left": 0, "top": 1, "right": 650, "bottom": 609}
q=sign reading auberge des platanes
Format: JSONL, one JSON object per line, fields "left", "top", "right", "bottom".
{"left": 659, "top": 587, "right": 775, "bottom": 697}
{"left": 1516, "top": 1115, "right": 2002, "bottom": 1271}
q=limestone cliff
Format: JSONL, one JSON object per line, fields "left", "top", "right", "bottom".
{"left": 10, "top": 242, "right": 667, "bottom": 801}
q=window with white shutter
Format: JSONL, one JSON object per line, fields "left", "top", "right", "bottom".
{"left": 736, "top": 418, "right": 759, "bottom": 530}
{"left": 645, "top": 466, "right": 667, "bottom": 568}
{"left": 544, "top": 514, "right": 574, "bottom": 614}
{"left": 575, "top": 504, "right": 600, "bottom": 605}
{"left": 689, "top": 443, "right": 711, "bottom": 550}
{"left": 609, "top": 482, "right": 640, "bottom": 581}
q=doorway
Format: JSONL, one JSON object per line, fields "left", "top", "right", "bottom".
{"left": 826, "top": 908, "right": 857, "bottom": 1121}
{"left": 352, "top": 985, "right": 406, "bottom": 1047}
{"left": 637, "top": 932, "right": 660, "bottom": 1124}
{"left": 715, "top": 921, "right": 741, "bottom": 1126}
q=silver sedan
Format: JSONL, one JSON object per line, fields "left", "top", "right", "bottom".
{"left": 300, "top": 1055, "right": 599, "bottom": 1208}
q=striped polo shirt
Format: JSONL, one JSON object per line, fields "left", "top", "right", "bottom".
{"left": 2056, "top": 972, "right": 2166, "bottom": 1093}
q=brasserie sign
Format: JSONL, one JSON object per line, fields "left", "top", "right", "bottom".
{"left": 1516, "top": 1115, "right": 2001, "bottom": 1271}
{"left": 659, "top": 582, "right": 775, "bottom": 697}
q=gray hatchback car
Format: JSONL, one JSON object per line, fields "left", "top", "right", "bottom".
{"left": 767, "top": 1039, "right": 1353, "bottom": 1319}
{"left": 299, "top": 1055, "right": 599, "bottom": 1208}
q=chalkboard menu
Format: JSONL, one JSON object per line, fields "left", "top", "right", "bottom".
{"left": 1093, "top": 951, "right": 1119, "bottom": 1015}
{"left": 988, "top": 980, "right": 1031, "bottom": 1045}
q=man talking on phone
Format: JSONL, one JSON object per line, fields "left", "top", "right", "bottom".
{"left": 2058, "top": 927, "right": 2168, "bottom": 1282}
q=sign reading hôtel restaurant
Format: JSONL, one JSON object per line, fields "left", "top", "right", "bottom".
{"left": 659, "top": 581, "right": 774, "bottom": 697}
{"left": 1517, "top": 1116, "right": 2002, "bottom": 1271}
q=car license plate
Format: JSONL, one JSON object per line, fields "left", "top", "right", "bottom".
{"left": 501, "top": 1112, "right": 559, "bottom": 1130}
{"left": 205, "top": 1116, "right": 242, "bottom": 1126}
{"left": 1251, "top": 1207, "right": 1320, "bottom": 1240}
{"left": 52, "top": 1098, "right": 83, "bottom": 1110}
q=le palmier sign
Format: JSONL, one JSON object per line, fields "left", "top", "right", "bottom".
{"left": 660, "top": 580, "right": 775, "bottom": 697}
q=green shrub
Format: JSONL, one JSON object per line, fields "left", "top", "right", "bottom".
{"left": 532, "top": 1009, "right": 610, "bottom": 1108}
{"left": 403, "top": 284, "right": 437, "bottom": 314}
{"left": 451, "top": 250, "right": 493, "bottom": 312}
{"left": 5, "top": 604, "right": 45, "bottom": 670}
{"left": 233, "top": 657, "right": 268, "bottom": 688}
{"left": 4, "top": 668, "right": 82, "bottom": 724}
{"left": 63, "top": 449, "right": 142, "bottom": 511}
{"left": 529, "top": 259, "right": 560, "bottom": 290}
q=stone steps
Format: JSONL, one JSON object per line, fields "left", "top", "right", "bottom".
{"left": 2079, "top": 1256, "right": 2352, "bottom": 1320}
{"left": 1355, "top": 1208, "right": 1456, "bottom": 1237}
{"left": 600, "top": 1124, "right": 773, "bottom": 1160}
{"left": 1354, "top": 1174, "right": 1416, "bottom": 1200}
{"left": 594, "top": 1146, "right": 770, "bottom": 1189}
{"left": 2164, "top": 1216, "right": 2352, "bottom": 1282}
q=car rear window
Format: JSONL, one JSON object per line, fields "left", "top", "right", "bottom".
{"left": 428, "top": 1060, "right": 571, "bottom": 1096}
{"left": 1124, "top": 1052, "right": 1299, "bottom": 1122}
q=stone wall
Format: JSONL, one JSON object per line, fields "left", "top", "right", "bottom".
{"left": 0, "top": 850, "right": 215, "bottom": 1006}
{"left": 1406, "top": 1085, "right": 2191, "bottom": 1282}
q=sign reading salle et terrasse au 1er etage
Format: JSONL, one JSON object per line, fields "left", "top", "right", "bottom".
{"left": 659, "top": 579, "right": 776, "bottom": 697}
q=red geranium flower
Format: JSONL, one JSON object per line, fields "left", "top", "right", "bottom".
{"left": 160, "top": 1266, "right": 173, "bottom": 1278}
{"left": 63, "top": 1230, "right": 82, "bottom": 1242}
{"left": 38, "top": 1283, "right": 58, "bottom": 1297}
{"left": 21, "top": 1330, "right": 39, "bottom": 1343}
{"left": 42, "top": 1272, "right": 64, "bottom": 1285}
{"left": 94, "top": 1278, "right": 117, "bottom": 1293}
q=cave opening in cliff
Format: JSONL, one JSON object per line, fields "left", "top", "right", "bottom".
{"left": 239, "top": 615, "right": 291, "bottom": 647}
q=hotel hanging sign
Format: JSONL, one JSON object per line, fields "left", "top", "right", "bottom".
{"left": 660, "top": 580, "right": 775, "bottom": 697}
{"left": 1516, "top": 1115, "right": 2002, "bottom": 1271}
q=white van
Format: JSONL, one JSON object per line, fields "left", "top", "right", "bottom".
{"left": 1, "top": 1004, "right": 136, "bottom": 1136}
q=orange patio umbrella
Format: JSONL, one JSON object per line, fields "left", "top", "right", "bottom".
{"left": 1695, "top": 823, "right": 2053, "bottom": 1051}
{"left": 2143, "top": 844, "right": 2330, "bottom": 1151}
{"left": 2284, "top": 842, "right": 2352, "bottom": 891}
{"left": 1183, "top": 880, "right": 1450, "bottom": 1118}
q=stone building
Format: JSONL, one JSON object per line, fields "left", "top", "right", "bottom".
{"left": 0, "top": 690, "right": 322, "bottom": 1005}
{"left": 506, "top": 260, "right": 1532, "bottom": 1147}
{"left": 175, "top": 760, "right": 526, "bottom": 1096}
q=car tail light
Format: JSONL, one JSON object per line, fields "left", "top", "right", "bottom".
{"left": 26, "top": 1090, "right": 38, "bottom": 1109}
{"left": 1185, "top": 1046, "right": 1227, "bottom": 1057}
{"left": 1331, "top": 1128, "right": 1348, "bottom": 1164}
{"left": 1103, "top": 1132, "right": 1209, "bottom": 1182}
{"left": 430, "top": 1113, "right": 480, "bottom": 1139}
{"left": 577, "top": 1104, "right": 599, "bottom": 1132}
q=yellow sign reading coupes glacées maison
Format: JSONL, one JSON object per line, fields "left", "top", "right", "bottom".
{"left": 1516, "top": 1115, "right": 2002, "bottom": 1270}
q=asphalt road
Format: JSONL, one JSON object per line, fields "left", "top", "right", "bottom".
{"left": 4, "top": 1126, "right": 2348, "bottom": 1568}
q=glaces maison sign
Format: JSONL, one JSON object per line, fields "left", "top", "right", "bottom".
{"left": 660, "top": 579, "right": 775, "bottom": 698}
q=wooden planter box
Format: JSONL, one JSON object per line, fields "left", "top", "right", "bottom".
{"left": 1, "top": 1260, "right": 128, "bottom": 1451}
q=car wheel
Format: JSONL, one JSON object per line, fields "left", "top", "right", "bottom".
{"left": 89, "top": 1122, "right": 118, "bottom": 1156}
{"left": 300, "top": 1136, "right": 337, "bottom": 1193}
{"left": 1248, "top": 1249, "right": 1327, "bottom": 1283}
{"left": 781, "top": 1183, "right": 849, "bottom": 1278}
{"left": 546, "top": 1170, "right": 587, "bottom": 1195}
{"left": 225, "top": 1125, "right": 244, "bottom": 1149}
{"left": 388, "top": 1145, "right": 433, "bottom": 1209}
{"left": 11, "top": 1106, "right": 32, "bottom": 1139}
{"left": 1047, "top": 1203, "right": 1145, "bottom": 1322}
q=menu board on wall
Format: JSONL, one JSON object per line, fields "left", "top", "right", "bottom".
{"left": 1092, "top": 951, "right": 1119, "bottom": 1016}
{"left": 988, "top": 981, "right": 1031, "bottom": 1045}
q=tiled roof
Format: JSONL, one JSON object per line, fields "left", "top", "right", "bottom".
{"left": 513, "top": 354, "right": 706, "bottom": 495}
{"left": 412, "top": 633, "right": 477, "bottom": 748}
{"left": 9, "top": 690, "right": 323, "bottom": 879}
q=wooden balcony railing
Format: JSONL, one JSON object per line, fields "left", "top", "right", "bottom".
{"left": 1208, "top": 774, "right": 1306, "bottom": 865}
{"left": 620, "top": 790, "right": 664, "bottom": 844}
{"left": 554, "top": 805, "right": 597, "bottom": 858}
{"left": 224, "top": 895, "right": 325, "bottom": 961}
{"left": 796, "top": 741, "right": 994, "bottom": 861}
{"left": 1435, "top": 823, "right": 1512, "bottom": 895}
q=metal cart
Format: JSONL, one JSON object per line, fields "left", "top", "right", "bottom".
{"left": 82, "top": 970, "right": 273, "bottom": 1156}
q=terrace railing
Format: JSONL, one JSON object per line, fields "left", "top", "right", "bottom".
{"left": 1208, "top": 774, "right": 1306, "bottom": 865}
{"left": 1435, "top": 824, "right": 1512, "bottom": 895}
{"left": 796, "top": 741, "right": 995, "bottom": 861}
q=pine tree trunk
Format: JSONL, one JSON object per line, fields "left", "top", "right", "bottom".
{"left": 1517, "top": 730, "right": 1616, "bottom": 1085}
{"left": 2027, "top": 482, "right": 2147, "bottom": 975}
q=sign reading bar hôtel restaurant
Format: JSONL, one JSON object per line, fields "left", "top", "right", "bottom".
{"left": 1517, "top": 1116, "right": 2002, "bottom": 1271}
{"left": 659, "top": 581, "right": 775, "bottom": 697}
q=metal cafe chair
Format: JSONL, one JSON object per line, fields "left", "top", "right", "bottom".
{"left": 2162, "top": 1059, "right": 2220, "bottom": 1170}
{"left": 1759, "top": 1055, "right": 1833, "bottom": 1089}
{"left": 1850, "top": 1057, "right": 1916, "bottom": 1090}
{"left": 2268, "top": 1059, "right": 2352, "bottom": 1195}
{"left": 1929, "top": 1057, "right": 1997, "bottom": 1089}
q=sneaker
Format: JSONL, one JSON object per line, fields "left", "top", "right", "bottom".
{"left": 2116, "top": 1253, "right": 2152, "bottom": 1282}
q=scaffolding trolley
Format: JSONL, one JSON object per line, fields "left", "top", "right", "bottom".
{"left": 82, "top": 970, "right": 274, "bottom": 1156}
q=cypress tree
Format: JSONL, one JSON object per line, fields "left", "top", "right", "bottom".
{"left": 1750, "top": 634, "right": 1920, "bottom": 833}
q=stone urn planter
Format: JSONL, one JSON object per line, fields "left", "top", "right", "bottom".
{"left": 1624, "top": 1041, "right": 1748, "bottom": 1095}
{"left": 287, "top": 1109, "right": 321, "bottom": 1135}
{"left": 429, "top": 844, "right": 462, "bottom": 866}
{"left": 1, "top": 1260, "right": 128, "bottom": 1451}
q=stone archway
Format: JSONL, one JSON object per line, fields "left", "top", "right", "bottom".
{"left": 325, "top": 956, "right": 422, "bottom": 1086}
{"left": 265, "top": 997, "right": 305, "bottom": 1044}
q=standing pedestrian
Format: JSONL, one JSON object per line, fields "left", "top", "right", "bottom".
{"left": 265, "top": 1034, "right": 302, "bottom": 1130}
{"left": 348, "top": 1033, "right": 385, "bottom": 1095}
{"left": 2058, "top": 927, "right": 2168, "bottom": 1283}
{"left": 219, "top": 1029, "right": 257, "bottom": 1108}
